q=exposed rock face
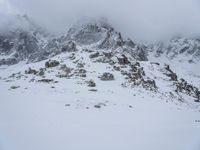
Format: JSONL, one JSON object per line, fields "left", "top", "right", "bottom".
{"left": 160, "top": 64, "right": 200, "bottom": 102}
{"left": 10, "top": 85, "right": 20, "bottom": 90}
{"left": 38, "top": 79, "right": 55, "bottom": 83}
{"left": 25, "top": 68, "right": 38, "bottom": 75}
{"left": 0, "top": 18, "right": 148, "bottom": 66}
{"left": 164, "top": 65, "right": 178, "bottom": 81}
{"left": 74, "top": 68, "right": 87, "bottom": 78}
{"left": 57, "top": 65, "right": 73, "bottom": 78}
{"left": 94, "top": 53, "right": 115, "bottom": 65}
{"left": 0, "top": 30, "right": 44, "bottom": 65}
{"left": 66, "top": 21, "right": 148, "bottom": 61}
{"left": 176, "top": 78, "right": 200, "bottom": 101}
{"left": 100, "top": 73, "right": 115, "bottom": 81}
{"left": 0, "top": 31, "right": 39, "bottom": 56}
{"left": 150, "top": 37, "right": 200, "bottom": 62}
{"left": 1, "top": 17, "right": 200, "bottom": 106}
{"left": 0, "top": 14, "right": 49, "bottom": 65}
{"left": 38, "top": 68, "right": 45, "bottom": 76}
{"left": 45, "top": 60, "right": 60, "bottom": 68}
{"left": 0, "top": 38, "right": 14, "bottom": 52}
{"left": 86, "top": 80, "right": 96, "bottom": 87}
{"left": 25, "top": 67, "right": 46, "bottom": 76}
{"left": 126, "top": 62, "right": 157, "bottom": 91}
{"left": 0, "top": 58, "right": 18, "bottom": 66}
{"left": 103, "top": 52, "right": 112, "bottom": 58}
{"left": 117, "top": 55, "right": 130, "bottom": 65}
{"left": 61, "top": 41, "right": 77, "bottom": 52}
{"left": 67, "top": 23, "right": 104, "bottom": 45}
{"left": 18, "top": 31, "right": 40, "bottom": 57}
{"left": 142, "top": 79, "right": 157, "bottom": 90}
{"left": 89, "top": 52, "right": 99, "bottom": 59}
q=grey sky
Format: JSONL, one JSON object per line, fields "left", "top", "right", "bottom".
{"left": 1, "top": 0, "right": 200, "bottom": 42}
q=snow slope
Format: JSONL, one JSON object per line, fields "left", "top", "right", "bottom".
{"left": 0, "top": 19, "right": 200, "bottom": 150}
{"left": 0, "top": 92, "right": 200, "bottom": 150}
{"left": 0, "top": 48, "right": 200, "bottom": 150}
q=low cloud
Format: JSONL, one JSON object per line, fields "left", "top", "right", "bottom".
{"left": 1, "top": 0, "right": 200, "bottom": 42}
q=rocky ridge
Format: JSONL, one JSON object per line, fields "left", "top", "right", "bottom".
{"left": 0, "top": 17, "right": 200, "bottom": 109}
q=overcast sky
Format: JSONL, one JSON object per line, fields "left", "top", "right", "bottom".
{"left": 1, "top": 0, "right": 200, "bottom": 42}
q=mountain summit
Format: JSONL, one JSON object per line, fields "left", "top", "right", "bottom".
{"left": 0, "top": 17, "right": 200, "bottom": 108}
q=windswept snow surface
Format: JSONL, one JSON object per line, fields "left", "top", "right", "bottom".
{"left": 0, "top": 93, "right": 200, "bottom": 150}
{"left": 0, "top": 56, "right": 200, "bottom": 150}
{"left": 0, "top": 20, "right": 200, "bottom": 150}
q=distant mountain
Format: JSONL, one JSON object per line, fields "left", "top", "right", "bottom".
{"left": 0, "top": 17, "right": 148, "bottom": 65}
{"left": 0, "top": 15, "right": 49, "bottom": 65}
{"left": 149, "top": 36, "right": 200, "bottom": 63}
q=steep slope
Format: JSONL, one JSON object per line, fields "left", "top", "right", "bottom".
{"left": 0, "top": 18, "right": 148, "bottom": 65}
{"left": 148, "top": 36, "right": 200, "bottom": 103}
{"left": 0, "top": 19, "right": 200, "bottom": 150}
{"left": 0, "top": 43, "right": 199, "bottom": 109}
{"left": 0, "top": 15, "right": 49, "bottom": 65}
{"left": 45, "top": 20, "right": 148, "bottom": 61}
{"left": 0, "top": 19, "right": 200, "bottom": 107}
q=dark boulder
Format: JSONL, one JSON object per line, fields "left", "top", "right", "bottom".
{"left": 100, "top": 72, "right": 115, "bottom": 81}
{"left": 89, "top": 52, "right": 99, "bottom": 59}
{"left": 86, "top": 80, "right": 96, "bottom": 87}
{"left": 117, "top": 55, "right": 130, "bottom": 65}
{"left": 45, "top": 60, "right": 60, "bottom": 68}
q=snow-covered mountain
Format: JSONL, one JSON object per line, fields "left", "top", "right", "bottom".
{"left": 0, "top": 15, "right": 50, "bottom": 65}
{"left": 1, "top": 16, "right": 200, "bottom": 150}
{"left": 149, "top": 36, "right": 200, "bottom": 63}
{"left": 0, "top": 17, "right": 199, "bottom": 106}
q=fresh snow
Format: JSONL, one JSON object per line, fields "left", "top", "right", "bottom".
{"left": 0, "top": 50, "right": 200, "bottom": 150}
{"left": 0, "top": 19, "right": 200, "bottom": 150}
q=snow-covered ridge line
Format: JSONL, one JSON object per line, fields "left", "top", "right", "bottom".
{"left": 149, "top": 36, "right": 200, "bottom": 63}
{"left": 0, "top": 16, "right": 200, "bottom": 109}
{"left": 0, "top": 17, "right": 148, "bottom": 66}
{"left": 0, "top": 43, "right": 199, "bottom": 110}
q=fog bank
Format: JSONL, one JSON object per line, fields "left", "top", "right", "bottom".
{"left": 1, "top": 0, "right": 200, "bottom": 42}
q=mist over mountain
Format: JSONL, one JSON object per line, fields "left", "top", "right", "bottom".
{"left": 1, "top": 0, "right": 200, "bottom": 42}
{"left": 1, "top": 1, "right": 200, "bottom": 150}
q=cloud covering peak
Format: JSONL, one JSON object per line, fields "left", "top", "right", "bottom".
{"left": 1, "top": 0, "right": 200, "bottom": 42}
